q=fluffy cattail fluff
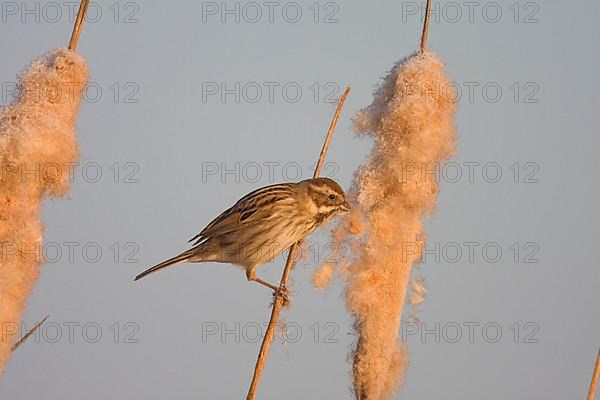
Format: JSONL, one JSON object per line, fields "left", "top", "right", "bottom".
{"left": 408, "top": 278, "right": 427, "bottom": 307}
{"left": 316, "top": 51, "right": 456, "bottom": 399}
{"left": 0, "top": 48, "right": 88, "bottom": 373}
{"left": 312, "top": 261, "right": 335, "bottom": 290}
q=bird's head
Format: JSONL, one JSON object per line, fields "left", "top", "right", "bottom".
{"left": 303, "top": 177, "right": 350, "bottom": 219}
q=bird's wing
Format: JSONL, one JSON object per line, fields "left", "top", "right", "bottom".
{"left": 188, "top": 183, "right": 295, "bottom": 245}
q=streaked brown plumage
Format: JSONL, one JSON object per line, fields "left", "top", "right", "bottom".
{"left": 134, "top": 177, "right": 349, "bottom": 290}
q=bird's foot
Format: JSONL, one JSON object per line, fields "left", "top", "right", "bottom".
{"left": 246, "top": 268, "right": 290, "bottom": 305}
{"left": 250, "top": 276, "right": 279, "bottom": 292}
{"left": 274, "top": 285, "right": 290, "bottom": 307}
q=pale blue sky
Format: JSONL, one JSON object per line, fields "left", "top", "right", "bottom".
{"left": 1, "top": 1, "right": 599, "bottom": 399}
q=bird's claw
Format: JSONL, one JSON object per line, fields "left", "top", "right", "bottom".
{"left": 274, "top": 285, "right": 290, "bottom": 306}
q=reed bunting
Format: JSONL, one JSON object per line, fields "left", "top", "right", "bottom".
{"left": 134, "top": 178, "right": 349, "bottom": 291}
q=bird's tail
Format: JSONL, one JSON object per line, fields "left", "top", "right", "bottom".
{"left": 134, "top": 250, "right": 194, "bottom": 281}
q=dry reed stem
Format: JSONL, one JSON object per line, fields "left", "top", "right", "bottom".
{"left": 315, "top": 18, "right": 454, "bottom": 395}
{"left": 11, "top": 315, "right": 49, "bottom": 352}
{"left": 0, "top": 0, "right": 89, "bottom": 371}
{"left": 346, "top": 50, "right": 455, "bottom": 400}
{"left": 245, "top": 87, "right": 350, "bottom": 400}
{"left": 588, "top": 347, "right": 600, "bottom": 400}
{"left": 0, "top": 48, "right": 88, "bottom": 373}
{"left": 420, "top": 0, "right": 433, "bottom": 52}
{"left": 0, "top": 8, "right": 89, "bottom": 371}
{"left": 68, "top": 0, "right": 90, "bottom": 51}
{"left": 313, "top": 11, "right": 447, "bottom": 398}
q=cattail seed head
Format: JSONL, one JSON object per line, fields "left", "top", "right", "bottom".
{"left": 0, "top": 48, "right": 88, "bottom": 373}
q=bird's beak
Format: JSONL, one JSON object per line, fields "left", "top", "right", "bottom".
{"left": 339, "top": 202, "right": 350, "bottom": 213}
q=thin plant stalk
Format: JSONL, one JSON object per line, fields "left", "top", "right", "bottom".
{"left": 11, "top": 316, "right": 49, "bottom": 352}
{"left": 245, "top": 87, "right": 350, "bottom": 400}
{"left": 588, "top": 347, "right": 600, "bottom": 400}
{"left": 68, "top": 0, "right": 90, "bottom": 51}
{"left": 420, "top": 0, "right": 433, "bottom": 52}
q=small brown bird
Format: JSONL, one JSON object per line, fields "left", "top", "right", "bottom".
{"left": 134, "top": 178, "right": 349, "bottom": 291}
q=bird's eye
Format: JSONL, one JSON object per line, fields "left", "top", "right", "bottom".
{"left": 328, "top": 194, "right": 336, "bottom": 200}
